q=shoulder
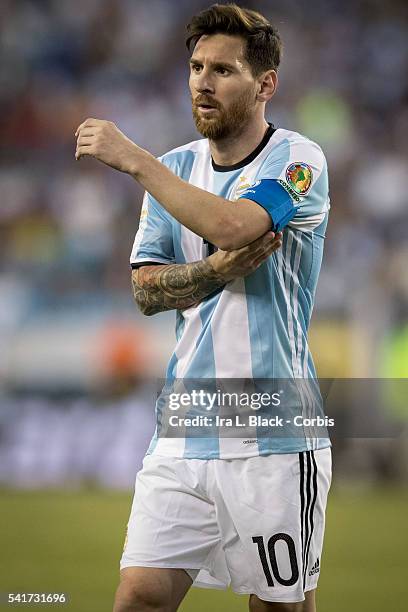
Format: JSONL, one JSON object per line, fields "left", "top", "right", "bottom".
{"left": 269, "top": 128, "right": 326, "bottom": 168}
{"left": 159, "top": 138, "right": 208, "bottom": 176}
{"left": 259, "top": 128, "right": 328, "bottom": 195}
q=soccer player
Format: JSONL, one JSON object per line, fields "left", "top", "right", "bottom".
{"left": 75, "top": 5, "right": 331, "bottom": 611}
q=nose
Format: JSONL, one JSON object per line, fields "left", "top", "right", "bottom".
{"left": 193, "top": 67, "right": 215, "bottom": 95}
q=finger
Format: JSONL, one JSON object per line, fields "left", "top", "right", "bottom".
{"left": 75, "top": 118, "right": 101, "bottom": 136}
{"left": 75, "top": 145, "right": 95, "bottom": 160}
{"left": 252, "top": 239, "right": 282, "bottom": 266}
{"left": 232, "top": 231, "right": 278, "bottom": 262}
{"left": 75, "top": 122, "right": 88, "bottom": 137}
{"left": 268, "top": 234, "right": 282, "bottom": 249}
{"left": 76, "top": 127, "right": 97, "bottom": 138}
{"left": 258, "top": 231, "right": 282, "bottom": 254}
{"left": 262, "top": 230, "right": 281, "bottom": 246}
{"left": 251, "top": 253, "right": 270, "bottom": 269}
{"left": 245, "top": 231, "right": 275, "bottom": 247}
{"left": 265, "top": 236, "right": 283, "bottom": 253}
{"left": 256, "top": 231, "right": 275, "bottom": 245}
{"left": 76, "top": 135, "right": 94, "bottom": 145}
{"left": 75, "top": 127, "right": 98, "bottom": 139}
{"left": 269, "top": 238, "right": 283, "bottom": 252}
{"left": 245, "top": 231, "right": 276, "bottom": 255}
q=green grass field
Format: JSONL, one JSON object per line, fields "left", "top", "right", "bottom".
{"left": 1, "top": 486, "right": 407, "bottom": 611}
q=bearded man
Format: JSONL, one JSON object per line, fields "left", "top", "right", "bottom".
{"left": 75, "top": 5, "right": 332, "bottom": 612}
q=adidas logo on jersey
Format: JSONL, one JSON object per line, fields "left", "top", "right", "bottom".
{"left": 308, "top": 558, "right": 320, "bottom": 576}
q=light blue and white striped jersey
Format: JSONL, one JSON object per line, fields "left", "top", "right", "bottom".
{"left": 130, "top": 127, "right": 331, "bottom": 459}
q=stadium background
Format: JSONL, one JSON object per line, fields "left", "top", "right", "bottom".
{"left": 0, "top": 0, "right": 407, "bottom": 610}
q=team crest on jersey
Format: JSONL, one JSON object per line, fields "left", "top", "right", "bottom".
{"left": 285, "top": 162, "right": 313, "bottom": 195}
{"left": 234, "top": 176, "right": 252, "bottom": 198}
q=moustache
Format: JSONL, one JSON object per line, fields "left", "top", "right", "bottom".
{"left": 193, "top": 96, "right": 221, "bottom": 110}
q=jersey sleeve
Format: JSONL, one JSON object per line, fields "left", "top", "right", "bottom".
{"left": 238, "top": 137, "right": 330, "bottom": 232}
{"left": 130, "top": 190, "right": 175, "bottom": 268}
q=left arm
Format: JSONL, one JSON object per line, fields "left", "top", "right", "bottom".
{"left": 132, "top": 230, "right": 281, "bottom": 315}
{"left": 75, "top": 119, "right": 271, "bottom": 250}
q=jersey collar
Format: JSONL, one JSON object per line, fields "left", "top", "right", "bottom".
{"left": 211, "top": 123, "right": 276, "bottom": 173}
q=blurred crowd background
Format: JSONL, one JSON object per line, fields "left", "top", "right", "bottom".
{"left": 0, "top": 0, "right": 407, "bottom": 489}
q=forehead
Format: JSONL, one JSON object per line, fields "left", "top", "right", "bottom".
{"left": 192, "top": 34, "right": 248, "bottom": 68}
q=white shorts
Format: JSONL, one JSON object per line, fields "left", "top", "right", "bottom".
{"left": 121, "top": 448, "right": 331, "bottom": 603}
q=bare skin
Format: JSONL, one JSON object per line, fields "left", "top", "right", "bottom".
{"left": 132, "top": 260, "right": 224, "bottom": 316}
{"left": 113, "top": 567, "right": 192, "bottom": 612}
{"left": 75, "top": 117, "right": 270, "bottom": 250}
{"left": 132, "top": 231, "right": 282, "bottom": 315}
{"left": 75, "top": 34, "right": 279, "bottom": 250}
{"left": 249, "top": 590, "right": 316, "bottom": 612}
{"left": 74, "top": 29, "right": 315, "bottom": 612}
{"left": 189, "top": 34, "right": 277, "bottom": 166}
{"left": 113, "top": 566, "right": 316, "bottom": 612}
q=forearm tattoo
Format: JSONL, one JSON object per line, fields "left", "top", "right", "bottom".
{"left": 131, "top": 259, "right": 225, "bottom": 315}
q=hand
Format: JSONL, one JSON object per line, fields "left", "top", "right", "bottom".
{"left": 75, "top": 118, "right": 141, "bottom": 173}
{"left": 208, "top": 231, "right": 283, "bottom": 283}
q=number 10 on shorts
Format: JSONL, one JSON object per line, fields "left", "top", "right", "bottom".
{"left": 252, "top": 533, "right": 299, "bottom": 587}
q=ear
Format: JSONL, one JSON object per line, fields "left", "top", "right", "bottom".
{"left": 256, "top": 70, "right": 278, "bottom": 103}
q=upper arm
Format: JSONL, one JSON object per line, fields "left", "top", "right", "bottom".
{"left": 237, "top": 138, "right": 329, "bottom": 235}
{"left": 215, "top": 197, "right": 272, "bottom": 250}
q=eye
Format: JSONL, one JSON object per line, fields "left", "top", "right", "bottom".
{"left": 191, "top": 64, "right": 202, "bottom": 73}
{"left": 215, "top": 67, "right": 230, "bottom": 76}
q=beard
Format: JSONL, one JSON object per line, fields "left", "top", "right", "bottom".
{"left": 192, "top": 88, "right": 256, "bottom": 141}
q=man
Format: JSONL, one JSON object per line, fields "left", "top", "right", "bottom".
{"left": 75, "top": 5, "right": 331, "bottom": 611}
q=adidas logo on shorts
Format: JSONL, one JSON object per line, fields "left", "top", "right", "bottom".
{"left": 308, "top": 558, "right": 320, "bottom": 576}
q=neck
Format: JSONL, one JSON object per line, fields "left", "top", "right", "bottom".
{"left": 209, "top": 116, "right": 269, "bottom": 166}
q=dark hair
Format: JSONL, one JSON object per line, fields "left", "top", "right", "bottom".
{"left": 186, "top": 3, "right": 282, "bottom": 75}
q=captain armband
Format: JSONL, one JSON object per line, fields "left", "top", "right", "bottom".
{"left": 238, "top": 179, "right": 301, "bottom": 232}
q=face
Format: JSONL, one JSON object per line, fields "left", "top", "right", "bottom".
{"left": 189, "top": 34, "right": 259, "bottom": 140}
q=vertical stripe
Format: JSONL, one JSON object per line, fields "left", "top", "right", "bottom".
{"left": 284, "top": 232, "right": 298, "bottom": 375}
{"left": 302, "top": 451, "right": 312, "bottom": 586}
{"left": 275, "top": 240, "right": 296, "bottom": 374}
{"left": 303, "top": 230, "right": 321, "bottom": 448}
{"left": 211, "top": 277, "right": 255, "bottom": 458}
{"left": 292, "top": 231, "right": 317, "bottom": 448}
{"left": 284, "top": 231, "right": 311, "bottom": 450}
{"left": 299, "top": 451, "right": 305, "bottom": 588}
{"left": 298, "top": 380, "right": 313, "bottom": 451}
{"left": 183, "top": 292, "right": 222, "bottom": 458}
{"left": 303, "top": 451, "right": 318, "bottom": 585}
{"left": 176, "top": 144, "right": 215, "bottom": 376}
{"left": 303, "top": 343, "right": 310, "bottom": 377}
{"left": 179, "top": 223, "right": 204, "bottom": 263}
{"left": 180, "top": 147, "right": 214, "bottom": 263}
{"left": 171, "top": 147, "right": 214, "bottom": 457}
{"left": 174, "top": 308, "right": 205, "bottom": 379}
{"left": 211, "top": 277, "right": 253, "bottom": 378}
{"left": 291, "top": 233, "right": 303, "bottom": 376}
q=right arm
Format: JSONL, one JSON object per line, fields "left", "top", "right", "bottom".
{"left": 132, "top": 231, "right": 282, "bottom": 316}
{"left": 131, "top": 259, "right": 225, "bottom": 316}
